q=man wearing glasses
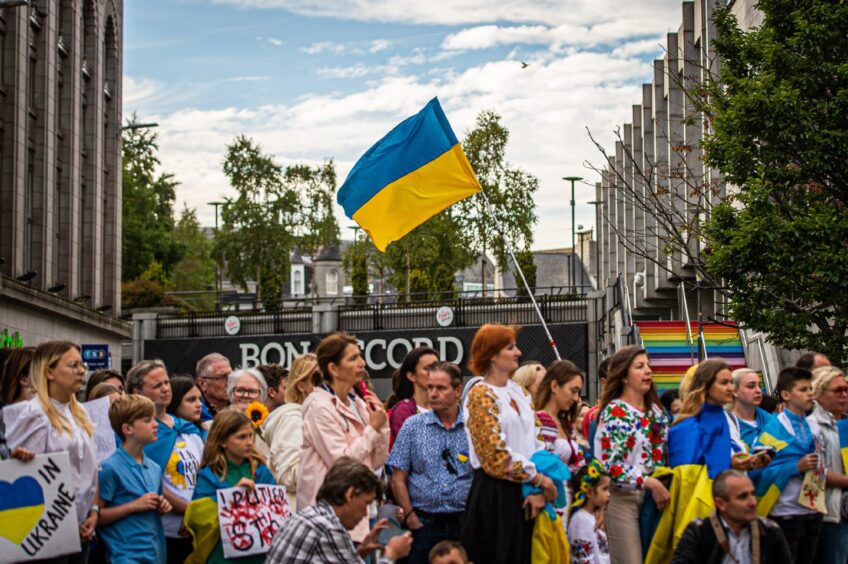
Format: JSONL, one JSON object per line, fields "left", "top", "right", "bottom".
{"left": 388, "top": 362, "right": 472, "bottom": 564}
{"left": 195, "top": 353, "right": 232, "bottom": 422}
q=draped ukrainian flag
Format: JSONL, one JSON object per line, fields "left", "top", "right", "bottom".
{"left": 645, "top": 405, "right": 734, "bottom": 564}
{"left": 183, "top": 467, "right": 225, "bottom": 564}
{"left": 838, "top": 419, "right": 848, "bottom": 476}
{"left": 738, "top": 407, "right": 773, "bottom": 450}
{"left": 749, "top": 414, "right": 812, "bottom": 517}
{"left": 337, "top": 98, "right": 482, "bottom": 251}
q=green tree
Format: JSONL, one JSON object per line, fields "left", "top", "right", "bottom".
{"left": 456, "top": 111, "right": 539, "bottom": 295}
{"left": 342, "top": 231, "right": 370, "bottom": 303}
{"left": 285, "top": 162, "right": 340, "bottom": 296}
{"left": 385, "top": 210, "right": 472, "bottom": 300}
{"left": 514, "top": 249, "right": 537, "bottom": 298}
{"left": 700, "top": 0, "right": 848, "bottom": 362}
{"left": 214, "top": 136, "right": 297, "bottom": 310}
{"left": 121, "top": 116, "right": 183, "bottom": 281}
{"left": 170, "top": 205, "right": 217, "bottom": 310}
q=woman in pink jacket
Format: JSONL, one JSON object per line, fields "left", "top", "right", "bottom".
{"left": 297, "top": 332, "right": 390, "bottom": 543}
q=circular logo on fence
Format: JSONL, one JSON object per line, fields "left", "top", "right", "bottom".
{"left": 224, "top": 316, "right": 241, "bottom": 335}
{"left": 436, "top": 306, "right": 454, "bottom": 327}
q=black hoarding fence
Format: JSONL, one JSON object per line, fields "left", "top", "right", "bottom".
{"left": 144, "top": 322, "right": 589, "bottom": 399}
{"left": 338, "top": 293, "right": 587, "bottom": 332}
{"left": 156, "top": 308, "right": 312, "bottom": 338}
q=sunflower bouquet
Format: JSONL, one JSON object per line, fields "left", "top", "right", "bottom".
{"left": 245, "top": 401, "right": 269, "bottom": 438}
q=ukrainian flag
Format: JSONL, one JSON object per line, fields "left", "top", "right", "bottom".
{"left": 337, "top": 98, "right": 482, "bottom": 251}
{"left": 645, "top": 407, "right": 732, "bottom": 564}
{"left": 749, "top": 415, "right": 812, "bottom": 516}
{"left": 838, "top": 419, "right": 848, "bottom": 474}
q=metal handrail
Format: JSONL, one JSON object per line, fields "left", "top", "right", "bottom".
{"left": 677, "top": 282, "right": 696, "bottom": 364}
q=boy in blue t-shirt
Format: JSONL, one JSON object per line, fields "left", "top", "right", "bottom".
{"left": 97, "top": 394, "right": 172, "bottom": 563}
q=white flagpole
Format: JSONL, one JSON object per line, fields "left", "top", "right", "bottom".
{"left": 479, "top": 191, "right": 562, "bottom": 361}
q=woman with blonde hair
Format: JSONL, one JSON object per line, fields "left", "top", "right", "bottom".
{"left": 263, "top": 353, "right": 322, "bottom": 510}
{"left": 669, "top": 359, "right": 755, "bottom": 472}
{"left": 6, "top": 341, "right": 99, "bottom": 561}
{"left": 807, "top": 365, "right": 848, "bottom": 563}
{"left": 512, "top": 361, "right": 546, "bottom": 398}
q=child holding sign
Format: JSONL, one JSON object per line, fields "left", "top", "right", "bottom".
{"left": 184, "top": 409, "right": 276, "bottom": 564}
{"left": 97, "top": 394, "right": 171, "bottom": 563}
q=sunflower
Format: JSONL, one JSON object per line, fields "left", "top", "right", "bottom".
{"left": 246, "top": 401, "right": 269, "bottom": 429}
{"left": 587, "top": 465, "right": 600, "bottom": 479}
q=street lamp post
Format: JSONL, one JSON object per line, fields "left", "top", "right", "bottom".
{"left": 121, "top": 122, "right": 159, "bottom": 131}
{"left": 563, "top": 176, "right": 583, "bottom": 290}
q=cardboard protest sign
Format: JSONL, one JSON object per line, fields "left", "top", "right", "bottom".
{"left": 83, "top": 396, "right": 117, "bottom": 463}
{"left": 0, "top": 453, "right": 81, "bottom": 563}
{"left": 216, "top": 484, "right": 291, "bottom": 559}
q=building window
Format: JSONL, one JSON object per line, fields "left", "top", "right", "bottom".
{"left": 326, "top": 270, "right": 338, "bottom": 296}
{"left": 293, "top": 269, "right": 303, "bottom": 296}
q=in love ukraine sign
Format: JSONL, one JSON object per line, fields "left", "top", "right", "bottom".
{"left": 0, "top": 453, "right": 80, "bottom": 562}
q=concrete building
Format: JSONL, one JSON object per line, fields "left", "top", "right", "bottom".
{"left": 592, "top": 0, "right": 789, "bottom": 377}
{"left": 0, "top": 1, "right": 129, "bottom": 360}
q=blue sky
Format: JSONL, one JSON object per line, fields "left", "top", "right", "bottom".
{"left": 124, "top": 0, "right": 684, "bottom": 250}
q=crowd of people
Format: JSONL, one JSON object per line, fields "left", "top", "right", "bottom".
{"left": 0, "top": 328, "right": 844, "bottom": 564}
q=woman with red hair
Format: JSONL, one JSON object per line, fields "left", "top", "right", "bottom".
{"left": 461, "top": 324, "right": 556, "bottom": 564}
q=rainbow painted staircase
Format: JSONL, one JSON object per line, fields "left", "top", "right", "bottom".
{"left": 636, "top": 321, "right": 747, "bottom": 390}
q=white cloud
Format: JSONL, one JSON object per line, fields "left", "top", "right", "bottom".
{"left": 301, "top": 41, "right": 348, "bottom": 55}
{"left": 126, "top": 47, "right": 652, "bottom": 249}
{"left": 211, "top": 0, "right": 683, "bottom": 27}
{"left": 369, "top": 39, "right": 390, "bottom": 53}
{"left": 123, "top": 76, "right": 164, "bottom": 107}
{"left": 221, "top": 75, "right": 272, "bottom": 82}
{"left": 268, "top": 37, "right": 283, "bottom": 46}
{"left": 611, "top": 36, "right": 666, "bottom": 58}
{"left": 316, "top": 64, "right": 385, "bottom": 79}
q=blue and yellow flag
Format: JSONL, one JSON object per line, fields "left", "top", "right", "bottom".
{"left": 749, "top": 414, "right": 812, "bottom": 516}
{"left": 644, "top": 465, "right": 714, "bottom": 564}
{"left": 838, "top": 419, "right": 848, "bottom": 474}
{"left": 337, "top": 98, "right": 482, "bottom": 251}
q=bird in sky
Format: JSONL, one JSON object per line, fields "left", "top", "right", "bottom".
{"left": 521, "top": 61, "right": 529, "bottom": 68}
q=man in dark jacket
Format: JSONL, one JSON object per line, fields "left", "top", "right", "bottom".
{"left": 673, "top": 469, "right": 791, "bottom": 564}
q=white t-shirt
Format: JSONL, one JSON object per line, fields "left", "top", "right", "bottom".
{"left": 161, "top": 433, "right": 204, "bottom": 537}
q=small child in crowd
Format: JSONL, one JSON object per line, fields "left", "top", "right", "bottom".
{"left": 429, "top": 540, "right": 470, "bottom": 564}
{"left": 568, "top": 460, "right": 611, "bottom": 564}
{"left": 185, "top": 409, "right": 276, "bottom": 564}
{"left": 97, "top": 394, "right": 171, "bottom": 564}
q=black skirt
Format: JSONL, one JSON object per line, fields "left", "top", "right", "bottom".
{"left": 461, "top": 469, "right": 533, "bottom": 564}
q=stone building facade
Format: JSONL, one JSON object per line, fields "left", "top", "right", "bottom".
{"left": 0, "top": 1, "right": 128, "bottom": 359}
{"left": 594, "top": 0, "right": 760, "bottom": 318}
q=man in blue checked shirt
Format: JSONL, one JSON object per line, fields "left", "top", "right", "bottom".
{"left": 388, "top": 362, "right": 473, "bottom": 564}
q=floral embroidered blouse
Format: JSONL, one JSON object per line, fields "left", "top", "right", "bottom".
{"left": 593, "top": 399, "right": 668, "bottom": 489}
{"left": 568, "top": 508, "right": 610, "bottom": 564}
{"left": 537, "top": 411, "right": 585, "bottom": 527}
